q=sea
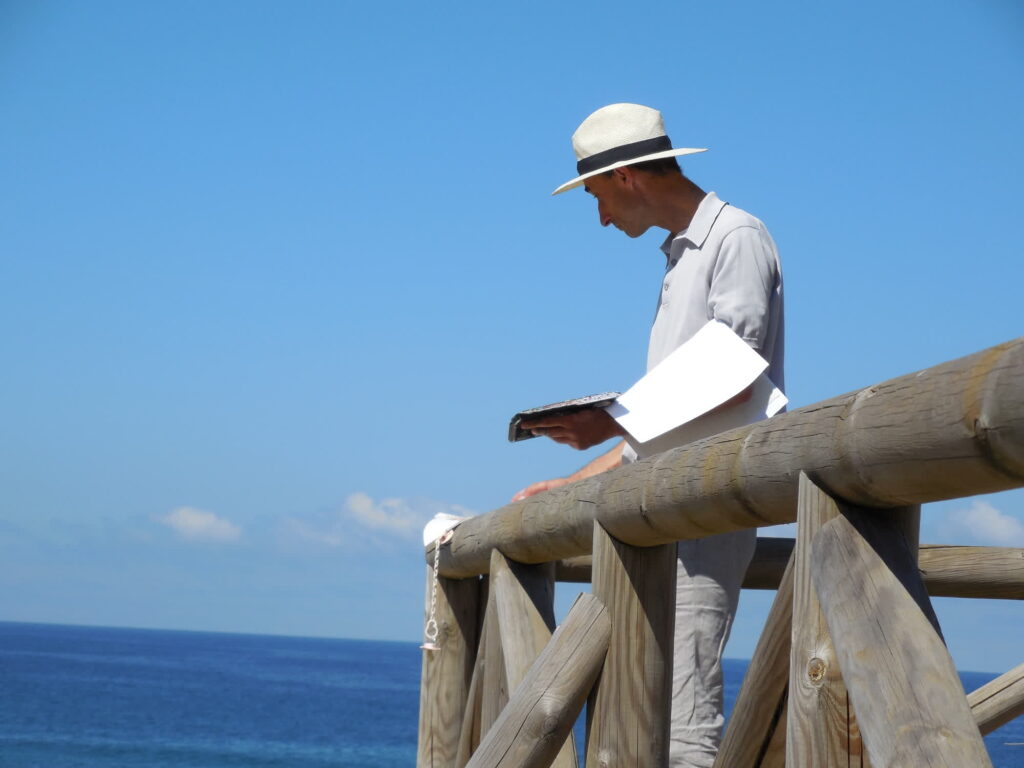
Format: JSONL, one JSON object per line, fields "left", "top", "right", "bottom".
{"left": 1, "top": 621, "right": 1021, "bottom": 767}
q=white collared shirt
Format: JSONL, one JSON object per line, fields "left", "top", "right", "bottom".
{"left": 623, "top": 191, "right": 785, "bottom": 461}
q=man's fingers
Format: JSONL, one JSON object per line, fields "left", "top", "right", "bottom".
{"left": 511, "top": 476, "right": 571, "bottom": 502}
{"left": 521, "top": 415, "right": 565, "bottom": 430}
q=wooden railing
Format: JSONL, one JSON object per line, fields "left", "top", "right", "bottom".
{"left": 417, "top": 338, "right": 1024, "bottom": 767}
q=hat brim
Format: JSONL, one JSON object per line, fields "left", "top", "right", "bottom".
{"left": 552, "top": 147, "right": 707, "bottom": 196}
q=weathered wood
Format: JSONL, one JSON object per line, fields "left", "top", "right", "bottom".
{"left": 465, "top": 594, "right": 610, "bottom": 768}
{"left": 968, "top": 661, "right": 1024, "bottom": 735}
{"left": 491, "top": 550, "right": 577, "bottom": 768}
{"left": 918, "top": 545, "right": 1024, "bottom": 599}
{"left": 812, "top": 508, "right": 992, "bottom": 767}
{"left": 557, "top": 539, "right": 1024, "bottom": 600}
{"left": 786, "top": 473, "right": 861, "bottom": 767}
{"left": 480, "top": 569, "right": 509, "bottom": 739}
{"left": 418, "top": 569, "right": 482, "bottom": 768}
{"left": 587, "top": 523, "right": 676, "bottom": 767}
{"left": 455, "top": 611, "right": 487, "bottom": 768}
{"left": 491, "top": 550, "right": 557, "bottom": 689}
{"left": 436, "top": 338, "right": 1024, "bottom": 578}
{"left": 714, "top": 554, "right": 794, "bottom": 768}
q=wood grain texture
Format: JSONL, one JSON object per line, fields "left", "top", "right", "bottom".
{"left": 787, "top": 475, "right": 879, "bottom": 767}
{"left": 713, "top": 555, "right": 794, "bottom": 768}
{"left": 812, "top": 511, "right": 992, "bottom": 767}
{"left": 456, "top": 614, "right": 487, "bottom": 768}
{"left": 917, "top": 545, "right": 1024, "bottom": 599}
{"left": 968, "top": 661, "right": 1024, "bottom": 735}
{"left": 491, "top": 550, "right": 577, "bottom": 768}
{"left": 586, "top": 524, "right": 676, "bottom": 768}
{"left": 435, "top": 338, "right": 1024, "bottom": 578}
{"left": 417, "top": 570, "right": 482, "bottom": 768}
{"left": 556, "top": 539, "right": 1024, "bottom": 600}
{"left": 480, "top": 572, "right": 509, "bottom": 741}
{"left": 491, "top": 550, "right": 557, "bottom": 690}
{"left": 465, "top": 594, "right": 610, "bottom": 768}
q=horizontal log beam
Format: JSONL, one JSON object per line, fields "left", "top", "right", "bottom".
{"left": 435, "top": 338, "right": 1024, "bottom": 578}
{"left": 968, "top": 661, "right": 1024, "bottom": 735}
{"left": 554, "top": 539, "right": 1024, "bottom": 599}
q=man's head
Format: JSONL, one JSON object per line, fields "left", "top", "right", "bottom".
{"left": 552, "top": 103, "right": 705, "bottom": 196}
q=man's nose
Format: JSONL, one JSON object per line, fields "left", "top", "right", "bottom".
{"left": 598, "top": 203, "right": 611, "bottom": 227}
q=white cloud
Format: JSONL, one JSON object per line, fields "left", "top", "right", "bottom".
{"left": 940, "top": 500, "right": 1024, "bottom": 547}
{"left": 345, "top": 492, "right": 423, "bottom": 536}
{"left": 284, "top": 493, "right": 474, "bottom": 549}
{"left": 160, "top": 506, "right": 242, "bottom": 543}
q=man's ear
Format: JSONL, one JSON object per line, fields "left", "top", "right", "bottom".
{"left": 612, "top": 166, "right": 636, "bottom": 188}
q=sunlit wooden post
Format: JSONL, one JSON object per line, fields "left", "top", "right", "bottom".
{"left": 480, "top": 565, "right": 509, "bottom": 737}
{"left": 491, "top": 550, "right": 577, "bottom": 768}
{"left": 586, "top": 522, "right": 676, "bottom": 767}
{"left": 713, "top": 556, "right": 794, "bottom": 768}
{"left": 466, "top": 594, "right": 610, "bottom": 768}
{"left": 786, "top": 473, "right": 867, "bottom": 766}
{"left": 417, "top": 565, "right": 482, "bottom": 768}
{"left": 811, "top": 499, "right": 992, "bottom": 767}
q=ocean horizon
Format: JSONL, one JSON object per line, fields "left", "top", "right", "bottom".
{"left": 1, "top": 620, "right": 1020, "bottom": 766}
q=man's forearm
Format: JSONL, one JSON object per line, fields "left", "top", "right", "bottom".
{"left": 567, "top": 440, "right": 624, "bottom": 482}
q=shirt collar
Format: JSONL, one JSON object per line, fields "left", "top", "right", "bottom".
{"left": 660, "top": 191, "right": 728, "bottom": 260}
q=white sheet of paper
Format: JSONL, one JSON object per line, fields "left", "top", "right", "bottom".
{"left": 605, "top": 320, "right": 782, "bottom": 444}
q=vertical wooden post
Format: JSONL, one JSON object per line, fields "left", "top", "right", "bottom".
{"left": 417, "top": 566, "right": 482, "bottom": 768}
{"left": 491, "top": 549, "right": 557, "bottom": 688}
{"left": 811, "top": 501, "right": 992, "bottom": 767}
{"left": 480, "top": 569, "right": 509, "bottom": 737}
{"left": 786, "top": 473, "right": 868, "bottom": 767}
{"left": 465, "top": 594, "right": 611, "bottom": 768}
{"left": 587, "top": 522, "right": 676, "bottom": 767}
{"left": 455, "top": 583, "right": 489, "bottom": 768}
{"left": 713, "top": 555, "right": 795, "bottom": 768}
{"left": 491, "top": 550, "right": 578, "bottom": 768}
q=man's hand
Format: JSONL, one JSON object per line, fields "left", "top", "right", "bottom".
{"left": 511, "top": 477, "right": 571, "bottom": 502}
{"left": 519, "top": 408, "right": 624, "bottom": 451}
{"left": 511, "top": 442, "right": 626, "bottom": 503}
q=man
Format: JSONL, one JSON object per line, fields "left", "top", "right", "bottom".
{"left": 513, "top": 103, "right": 784, "bottom": 768}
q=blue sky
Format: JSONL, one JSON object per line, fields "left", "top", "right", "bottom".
{"left": 1, "top": 1, "right": 1022, "bottom": 673}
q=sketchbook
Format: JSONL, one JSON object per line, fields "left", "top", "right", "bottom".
{"left": 509, "top": 320, "right": 787, "bottom": 447}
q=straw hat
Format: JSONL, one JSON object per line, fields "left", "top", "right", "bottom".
{"left": 552, "top": 103, "right": 706, "bottom": 195}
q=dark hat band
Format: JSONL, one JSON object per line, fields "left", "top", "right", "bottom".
{"left": 576, "top": 135, "right": 674, "bottom": 175}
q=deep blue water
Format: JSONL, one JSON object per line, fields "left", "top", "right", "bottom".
{"left": 0, "top": 621, "right": 1020, "bottom": 766}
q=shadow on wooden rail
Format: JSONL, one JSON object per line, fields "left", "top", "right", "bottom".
{"left": 418, "top": 337, "right": 1024, "bottom": 768}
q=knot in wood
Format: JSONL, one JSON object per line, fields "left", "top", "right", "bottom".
{"left": 807, "top": 656, "right": 827, "bottom": 685}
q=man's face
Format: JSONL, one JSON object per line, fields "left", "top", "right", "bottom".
{"left": 584, "top": 169, "right": 650, "bottom": 238}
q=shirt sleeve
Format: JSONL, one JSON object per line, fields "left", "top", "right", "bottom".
{"left": 707, "top": 224, "right": 779, "bottom": 353}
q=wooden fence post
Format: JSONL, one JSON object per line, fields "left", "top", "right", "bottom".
{"left": 466, "top": 594, "right": 611, "bottom": 768}
{"left": 587, "top": 522, "right": 676, "bottom": 767}
{"left": 418, "top": 567, "right": 482, "bottom": 768}
{"left": 786, "top": 473, "right": 867, "bottom": 767}
{"left": 491, "top": 550, "right": 578, "bottom": 768}
{"left": 713, "top": 555, "right": 795, "bottom": 768}
{"left": 480, "top": 566, "right": 509, "bottom": 737}
{"left": 811, "top": 503, "right": 992, "bottom": 767}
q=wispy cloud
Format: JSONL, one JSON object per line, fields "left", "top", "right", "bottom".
{"left": 160, "top": 506, "right": 242, "bottom": 543}
{"left": 285, "top": 493, "right": 474, "bottom": 549}
{"left": 939, "top": 500, "right": 1024, "bottom": 547}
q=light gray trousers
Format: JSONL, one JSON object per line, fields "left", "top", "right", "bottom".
{"left": 669, "top": 527, "right": 756, "bottom": 768}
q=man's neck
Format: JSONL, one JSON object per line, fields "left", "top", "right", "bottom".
{"left": 647, "top": 175, "right": 706, "bottom": 236}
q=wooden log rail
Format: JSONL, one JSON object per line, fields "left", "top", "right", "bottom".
{"left": 418, "top": 337, "right": 1024, "bottom": 768}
